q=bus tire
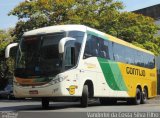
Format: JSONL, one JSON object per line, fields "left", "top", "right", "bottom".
{"left": 135, "top": 88, "right": 141, "bottom": 105}
{"left": 81, "top": 85, "right": 88, "bottom": 108}
{"left": 42, "top": 98, "right": 49, "bottom": 109}
{"left": 141, "top": 88, "right": 148, "bottom": 104}
{"left": 129, "top": 88, "right": 141, "bottom": 105}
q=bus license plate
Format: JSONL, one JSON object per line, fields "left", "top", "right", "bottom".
{"left": 29, "top": 90, "right": 38, "bottom": 95}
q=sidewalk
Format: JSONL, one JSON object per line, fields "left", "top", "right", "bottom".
{"left": 148, "top": 95, "right": 160, "bottom": 104}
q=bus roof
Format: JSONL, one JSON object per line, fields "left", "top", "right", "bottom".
{"left": 23, "top": 24, "right": 154, "bottom": 55}
{"left": 23, "top": 25, "right": 87, "bottom": 36}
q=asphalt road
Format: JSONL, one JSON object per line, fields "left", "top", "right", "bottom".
{"left": 0, "top": 97, "right": 159, "bottom": 112}
{"left": 0, "top": 97, "right": 160, "bottom": 118}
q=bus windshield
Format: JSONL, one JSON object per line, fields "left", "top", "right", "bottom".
{"left": 15, "top": 32, "right": 65, "bottom": 78}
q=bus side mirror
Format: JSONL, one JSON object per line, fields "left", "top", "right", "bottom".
{"left": 59, "top": 37, "right": 76, "bottom": 53}
{"left": 5, "top": 43, "right": 19, "bottom": 58}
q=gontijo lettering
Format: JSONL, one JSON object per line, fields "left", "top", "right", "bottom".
{"left": 126, "top": 67, "right": 145, "bottom": 77}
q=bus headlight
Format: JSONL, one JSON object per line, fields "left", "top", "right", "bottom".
{"left": 50, "top": 75, "right": 68, "bottom": 85}
{"left": 13, "top": 81, "right": 20, "bottom": 86}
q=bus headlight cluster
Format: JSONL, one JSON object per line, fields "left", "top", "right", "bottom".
{"left": 13, "top": 80, "right": 20, "bottom": 86}
{"left": 50, "top": 75, "right": 68, "bottom": 85}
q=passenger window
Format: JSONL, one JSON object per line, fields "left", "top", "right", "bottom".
{"left": 65, "top": 47, "right": 75, "bottom": 69}
{"left": 83, "top": 35, "right": 92, "bottom": 58}
{"left": 68, "top": 31, "right": 84, "bottom": 66}
{"left": 83, "top": 34, "right": 110, "bottom": 59}
{"left": 83, "top": 34, "right": 99, "bottom": 58}
{"left": 99, "top": 39, "right": 110, "bottom": 59}
{"left": 148, "top": 55, "right": 155, "bottom": 68}
{"left": 124, "top": 47, "right": 132, "bottom": 64}
{"left": 83, "top": 33, "right": 155, "bottom": 69}
{"left": 113, "top": 43, "right": 125, "bottom": 63}
{"left": 65, "top": 47, "right": 72, "bottom": 67}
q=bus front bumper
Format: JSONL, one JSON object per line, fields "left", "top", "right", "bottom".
{"left": 13, "top": 83, "right": 65, "bottom": 98}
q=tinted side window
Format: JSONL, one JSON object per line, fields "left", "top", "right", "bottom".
{"left": 65, "top": 47, "right": 72, "bottom": 66}
{"left": 136, "top": 51, "right": 144, "bottom": 67}
{"left": 68, "top": 31, "right": 84, "bottom": 54}
{"left": 144, "top": 53, "right": 155, "bottom": 68}
{"left": 99, "top": 39, "right": 110, "bottom": 59}
{"left": 113, "top": 43, "right": 126, "bottom": 63}
{"left": 123, "top": 47, "right": 133, "bottom": 65}
{"left": 83, "top": 33, "right": 155, "bottom": 69}
{"left": 148, "top": 55, "right": 155, "bottom": 68}
{"left": 112, "top": 42, "right": 155, "bottom": 69}
{"left": 84, "top": 34, "right": 110, "bottom": 59}
{"left": 108, "top": 42, "right": 114, "bottom": 60}
{"left": 83, "top": 34, "right": 99, "bottom": 58}
{"left": 68, "top": 31, "right": 84, "bottom": 64}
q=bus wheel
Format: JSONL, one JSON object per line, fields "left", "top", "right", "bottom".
{"left": 141, "top": 88, "right": 148, "bottom": 104}
{"left": 130, "top": 88, "right": 141, "bottom": 105}
{"left": 80, "top": 85, "right": 89, "bottom": 107}
{"left": 42, "top": 98, "right": 49, "bottom": 109}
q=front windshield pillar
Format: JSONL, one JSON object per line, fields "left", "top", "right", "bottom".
{"left": 75, "top": 32, "right": 87, "bottom": 66}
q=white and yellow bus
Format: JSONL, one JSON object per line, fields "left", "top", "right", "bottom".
{"left": 6, "top": 25, "right": 157, "bottom": 108}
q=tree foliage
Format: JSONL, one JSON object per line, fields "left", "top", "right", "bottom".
{"left": 9, "top": 0, "right": 123, "bottom": 38}
{"left": 9, "top": 0, "right": 160, "bottom": 55}
{"left": 0, "top": 29, "right": 15, "bottom": 57}
{"left": 108, "top": 12, "right": 160, "bottom": 55}
{"left": 0, "top": 29, "right": 15, "bottom": 90}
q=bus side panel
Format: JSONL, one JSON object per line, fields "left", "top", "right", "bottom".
{"left": 118, "top": 62, "right": 157, "bottom": 98}
{"left": 79, "top": 57, "right": 129, "bottom": 98}
{"left": 97, "top": 58, "right": 129, "bottom": 97}
{"left": 61, "top": 57, "right": 157, "bottom": 98}
{"left": 78, "top": 57, "right": 104, "bottom": 97}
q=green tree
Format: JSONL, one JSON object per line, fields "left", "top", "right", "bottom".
{"left": 9, "top": 0, "right": 160, "bottom": 55}
{"left": 0, "top": 29, "right": 15, "bottom": 90}
{"left": 105, "top": 12, "right": 159, "bottom": 55}
{"left": 9, "top": 0, "right": 123, "bottom": 38}
{"left": 0, "top": 29, "right": 15, "bottom": 57}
